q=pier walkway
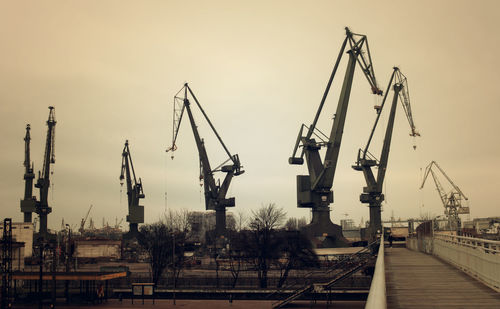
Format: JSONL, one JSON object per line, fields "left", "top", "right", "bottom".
{"left": 385, "top": 247, "right": 500, "bottom": 308}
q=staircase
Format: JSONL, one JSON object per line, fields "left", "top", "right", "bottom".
{"left": 271, "top": 240, "right": 379, "bottom": 309}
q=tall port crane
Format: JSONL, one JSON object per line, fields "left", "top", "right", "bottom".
{"left": 34, "top": 106, "right": 56, "bottom": 239}
{"left": 20, "top": 124, "right": 37, "bottom": 223}
{"left": 120, "top": 140, "right": 145, "bottom": 238}
{"left": 352, "top": 67, "right": 419, "bottom": 240}
{"left": 79, "top": 204, "right": 93, "bottom": 235}
{"left": 420, "top": 161, "right": 469, "bottom": 230}
{"left": 288, "top": 27, "right": 382, "bottom": 246}
{"left": 167, "top": 83, "right": 244, "bottom": 238}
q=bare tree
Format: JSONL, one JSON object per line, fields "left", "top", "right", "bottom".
{"left": 235, "top": 210, "right": 248, "bottom": 232}
{"left": 249, "top": 203, "right": 286, "bottom": 231}
{"left": 163, "top": 208, "right": 190, "bottom": 234}
{"left": 138, "top": 222, "right": 171, "bottom": 285}
{"left": 285, "top": 217, "right": 308, "bottom": 231}
{"left": 297, "top": 217, "right": 307, "bottom": 229}
{"left": 248, "top": 203, "right": 286, "bottom": 288}
{"left": 285, "top": 218, "right": 298, "bottom": 231}
{"left": 227, "top": 230, "right": 248, "bottom": 288}
{"left": 276, "top": 231, "right": 319, "bottom": 288}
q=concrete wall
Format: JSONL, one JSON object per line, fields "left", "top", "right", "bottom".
{"left": 0, "top": 222, "right": 34, "bottom": 257}
{"left": 75, "top": 239, "right": 121, "bottom": 259}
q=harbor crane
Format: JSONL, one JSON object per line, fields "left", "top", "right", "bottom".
{"left": 420, "top": 161, "right": 469, "bottom": 231}
{"left": 79, "top": 204, "right": 93, "bottom": 235}
{"left": 288, "top": 27, "right": 382, "bottom": 246}
{"left": 120, "top": 140, "right": 145, "bottom": 238}
{"left": 167, "top": 83, "right": 244, "bottom": 238}
{"left": 20, "top": 124, "right": 37, "bottom": 223}
{"left": 34, "top": 106, "right": 56, "bottom": 240}
{"left": 352, "top": 67, "right": 419, "bottom": 241}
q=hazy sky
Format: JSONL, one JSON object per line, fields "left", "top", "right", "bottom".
{"left": 1, "top": 1, "right": 499, "bottom": 231}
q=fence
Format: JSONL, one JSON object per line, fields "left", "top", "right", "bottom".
{"left": 433, "top": 233, "right": 500, "bottom": 292}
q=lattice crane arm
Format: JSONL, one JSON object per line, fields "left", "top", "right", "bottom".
{"left": 420, "top": 161, "right": 468, "bottom": 205}
{"left": 166, "top": 83, "right": 244, "bottom": 212}
{"left": 120, "top": 140, "right": 145, "bottom": 207}
{"left": 289, "top": 27, "right": 383, "bottom": 164}
{"left": 35, "top": 106, "right": 56, "bottom": 205}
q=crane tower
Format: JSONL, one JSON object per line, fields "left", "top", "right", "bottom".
{"left": 167, "top": 83, "right": 244, "bottom": 239}
{"left": 35, "top": 106, "right": 56, "bottom": 240}
{"left": 120, "top": 140, "right": 145, "bottom": 238}
{"left": 352, "top": 67, "right": 419, "bottom": 241}
{"left": 288, "top": 27, "right": 382, "bottom": 247}
{"left": 20, "top": 124, "right": 37, "bottom": 222}
{"left": 420, "top": 161, "right": 469, "bottom": 231}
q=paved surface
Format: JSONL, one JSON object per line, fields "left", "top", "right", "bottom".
{"left": 14, "top": 299, "right": 365, "bottom": 308}
{"left": 385, "top": 247, "right": 500, "bottom": 308}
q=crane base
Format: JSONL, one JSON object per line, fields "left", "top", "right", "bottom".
{"left": 300, "top": 207, "right": 349, "bottom": 248}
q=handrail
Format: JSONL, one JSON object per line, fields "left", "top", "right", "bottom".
{"left": 434, "top": 233, "right": 500, "bottom": 254}
{"left": 365, "top": 236, "right": 386, "bottom": 309}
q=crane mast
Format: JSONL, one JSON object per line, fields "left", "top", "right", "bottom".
{"left": 288, "top": 27, "right": 382, "bottom": 246}
{"left": 120, "top": 140, "right": 145, "bottom": 237}
{"left": 352, "top": 68, "right": 419, "bottom": 240}
{"left": 420, "top": 161, "right": 469, "bottom": 231}
{"left": 20, "top": 124, "right": 37, "bottom": 223}
{"left": 167, "top": 83, "right": 244, "bottom": 238}
{"left": 34, "top": 106, "right": 56, "bottom": 239}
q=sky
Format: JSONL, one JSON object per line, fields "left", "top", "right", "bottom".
{"left": 1, "top": 0, "right": 499, "bottom": 231}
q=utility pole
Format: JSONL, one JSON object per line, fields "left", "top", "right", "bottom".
{"left": 1, "top": 219, "right": 13, "bottom": 309}
{"left": 172, "top": 232, "right": 176, "bottom": 305}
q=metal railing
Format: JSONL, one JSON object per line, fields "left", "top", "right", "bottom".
{"left": 365, "top": 236, "right": 386, "bottom": 309}
{"left": 433, "top": 233, "right": 500, "bottom": 292}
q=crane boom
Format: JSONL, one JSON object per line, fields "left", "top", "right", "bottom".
{"left": 167, "top": 83, "right": 244, "bottom": 237}
{"left": 79, "top": 204, "right": 93, "bottom": 234}
{"left": 287, "top": 27, "right": 382, "bottom": 245}
{"left": 352, "top": 68, "right": 419, "bottom": 240}
{"left": 35, "top": 106, "right": 56, "bottom": 239}
{"left": 120, "top": 140, "right": 145, "bottom": 237}
{"left": 420, "top": 161, "right": 469, "bottom": 230}
{"left": 20, "top": 124, "right": 37, "bottom": 222}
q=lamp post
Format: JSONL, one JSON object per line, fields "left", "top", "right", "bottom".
{"left": 172, "top": 232, "right": 176, "bottom": 305}
{"left": 36, "top": 240, "right": 49, "bottom": 309}
{"left": 64, "top": 224, "right": 71, "bottom": 303}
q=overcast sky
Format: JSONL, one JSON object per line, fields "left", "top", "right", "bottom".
{"left": 1, "top": 0, "right": 499, "bottom": 231}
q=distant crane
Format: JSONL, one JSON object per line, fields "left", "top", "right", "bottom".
{"left": 288, "top": 27, "right": 382, "bottom": 246}
{"left": 20, "top": 124, "right": 37, "bottom": 223}
{"left": 167, "top": 83, "right": 244, "bottom": 238}
{"left": 420, "top": 161, "right": 469, "bottom": 231}
{"left": 352, "top": 67, "right": 419, "bottom": 240}
{"left": 120, "top": 140, "right": 145, "bottom": 238}
{"left": 79, "top": 204, "right": 93, "bottom": 234}
{"left": 114, "top": 218, "right": 124, "bottom": 229}
{"left": 34, "top": 106, "right": 56, "bottom": 240}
